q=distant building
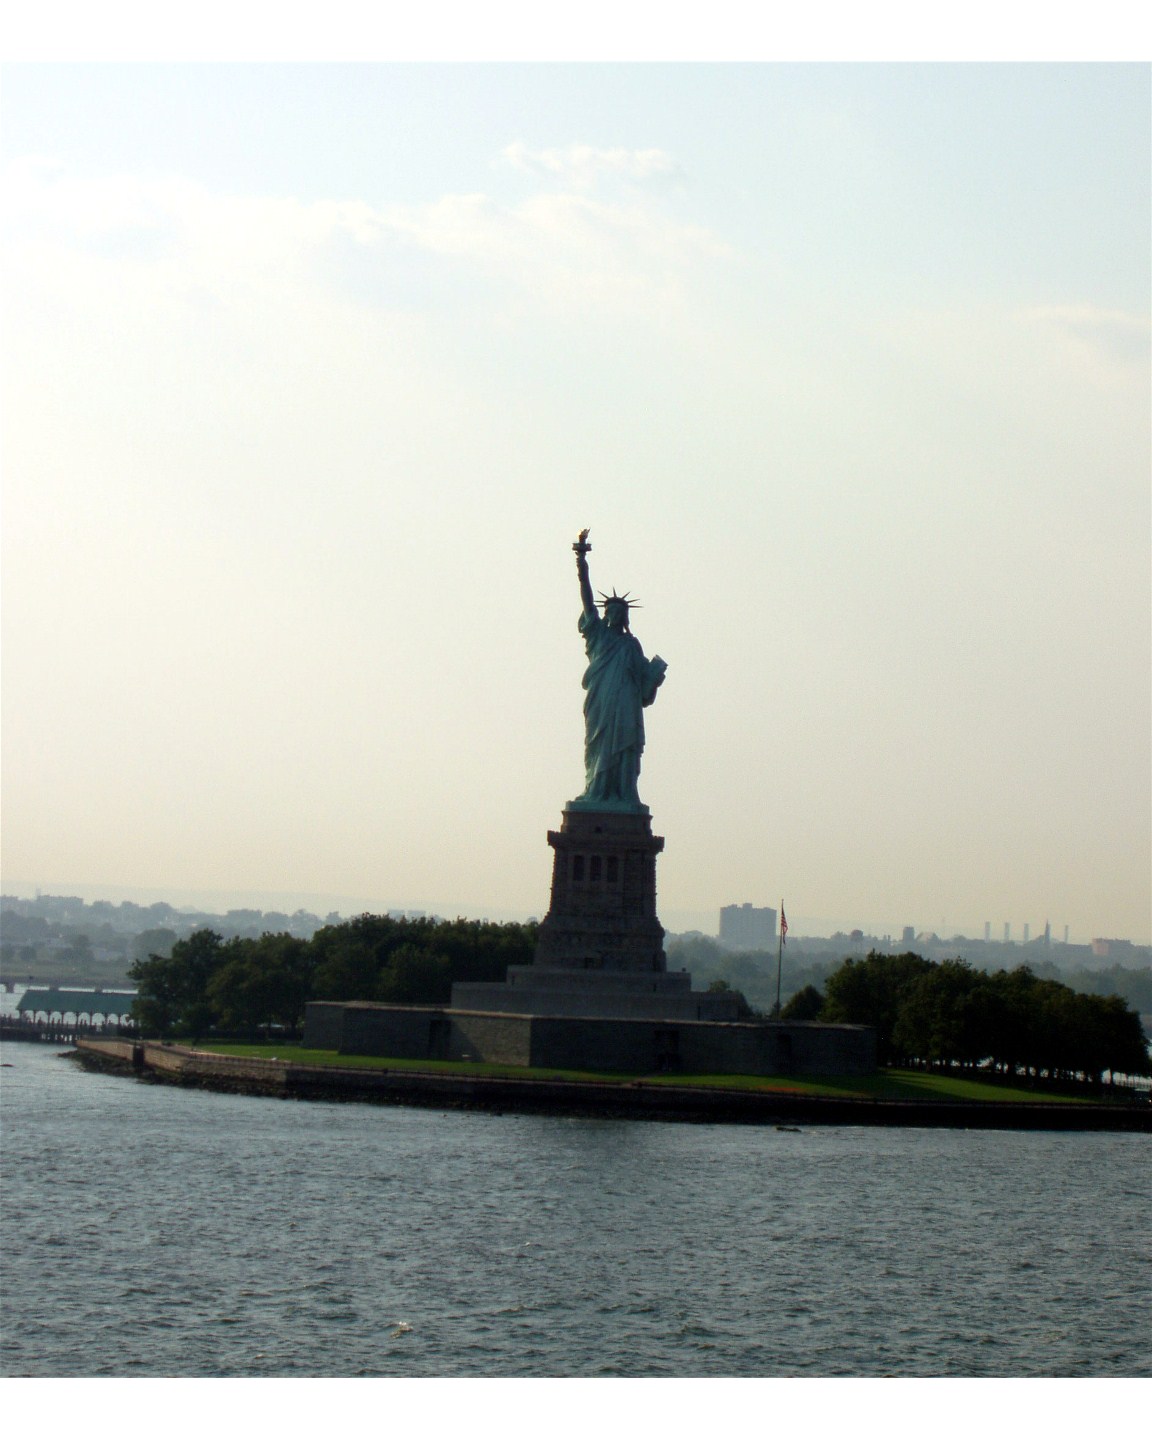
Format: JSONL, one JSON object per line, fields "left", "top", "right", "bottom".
{"left": 718, "top": 903, "right": 777, "bottom": 951}
{"left": 1092, "top": 938, "right": 1136, "bottom": 959}
{"left": 902, "top": 926, "right": 915, "bottom": 945}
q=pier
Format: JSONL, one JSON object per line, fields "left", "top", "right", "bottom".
{"left": 1, "top": 1016, "right": 136, "bottom": 1045}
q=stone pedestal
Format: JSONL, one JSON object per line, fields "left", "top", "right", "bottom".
{"left": 533, "top": 807, "right": 666, "bottom": 972}
{"left": 450, "top": 808, "right": 745, "bottom": 1022}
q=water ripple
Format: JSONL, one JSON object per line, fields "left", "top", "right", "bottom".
{"left": 2, "top": 1042, "right": 1149, "bottom": 1377}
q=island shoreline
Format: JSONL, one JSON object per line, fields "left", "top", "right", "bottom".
{"left": 68, "top": 1037, "right": 1152, "bottom": 1132}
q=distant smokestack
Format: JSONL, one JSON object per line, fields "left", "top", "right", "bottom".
{"left": 984, "top": 921, "right": 991, "bottom": 942}
{"left": 1023, "top": 923, "right": 1030, "bottom": 944}
{"left": 1004, "top": 922, "right": 1010, "bottom": 943}
{"left": 1064, "top": 925, "right": 1069, "bottom": 944}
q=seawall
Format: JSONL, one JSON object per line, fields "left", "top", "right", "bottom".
{"left": 71, "top": 1038, "right": 1152, "bottom": 1132}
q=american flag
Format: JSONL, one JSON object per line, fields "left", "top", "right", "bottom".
{"left": 780, "top": 906, "right": 788, "bottom": 944}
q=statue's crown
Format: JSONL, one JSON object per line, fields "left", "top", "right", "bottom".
{"left": 599, "top": 589, "right": 640, "bottom": 611}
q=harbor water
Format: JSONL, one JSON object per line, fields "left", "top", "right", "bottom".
{"left": 1, "top": 1038, "right": 1149, "bottom": 1378}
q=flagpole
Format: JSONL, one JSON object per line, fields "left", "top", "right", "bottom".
{"left": 775, "top": 899, "right": 785, "bottom": 1019}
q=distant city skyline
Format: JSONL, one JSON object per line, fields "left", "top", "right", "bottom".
{"left": 3, "top": 64, "right": 1148, "bottom": 948}
{"left": 1, "top": 877, "right": 1145, "bottom": 948}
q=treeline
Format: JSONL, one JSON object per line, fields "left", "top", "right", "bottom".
{"left": 666, "top": 934, "right": 837, "bottom": 1012}
{"left": 782, "top": 951, "right": 1150, "bottom": 1082}
{"left": 1049, "top": 962, "right": 1152, "bottom": 1015}
{"left": 667, "top": 933, "right": 1152, "bottom": 1018}
{"left": 129, "top": 914, "right": 537, "bottom": 1037}
{"left": 130, "top": 926, "right": 1150, "bottom": 1083}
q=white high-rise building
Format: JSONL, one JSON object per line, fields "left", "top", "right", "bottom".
{"left": 718, "top": 903, "right": 777, "bottom": 950}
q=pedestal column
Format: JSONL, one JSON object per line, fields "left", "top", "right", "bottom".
{"left": 533, "top": 808, "right": 666, "bottom": 973}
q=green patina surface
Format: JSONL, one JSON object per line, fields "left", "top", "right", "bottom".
{"left": 570, "top": 530, "right": 666, "bottom": 811}
{"left": 195, "top": 1043, "right": 1099, "bottom": 1104}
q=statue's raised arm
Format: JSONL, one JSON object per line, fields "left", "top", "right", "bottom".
{"left": 573, "top": 527, "right": 597, "bottom": 622}
{"left": 568, "top": 528, "right": 667, "bottom": 814}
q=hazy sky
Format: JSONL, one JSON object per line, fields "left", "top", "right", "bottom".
{"left": 2, "top": 62, "right": 1149, "bottom": 941}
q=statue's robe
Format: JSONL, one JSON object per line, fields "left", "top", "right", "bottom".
{"left": 576, "top": 611, "right": 665, "bottom": 807}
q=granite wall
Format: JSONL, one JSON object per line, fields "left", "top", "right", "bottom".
{"left": 302, "top": 1001, "right": 875, "bottom": 1076}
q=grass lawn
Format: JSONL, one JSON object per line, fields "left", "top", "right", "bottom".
{"left": 644, "top": 1068, "right": 1092, "bottom": 1104}
{"left": 194, "top": 1042, "right": 1096, "bottom": 1104}
{"left": 195, "top": 1043, "right": 634, "bottom": 1084}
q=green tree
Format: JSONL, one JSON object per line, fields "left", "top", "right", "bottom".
{"left": 892, "top": 960, "right": 986, "bottom": 1068}
{"left": 376, "top": 944, "right": 452, "bottom": 1005}
{"left": 309, "top": 913, "right": 537, "bottom": 1003}
{"left": 207, "top": 934, "right": 313, "bottom": 1035}
{"left": 822, "top": 951, "right": 934, "bottom": 1064}
{"left": 780, "top": 984, "right": 825, "bottom": 1021}
{"left": 129, "top": 928, "right": 225, "bottom": 1037}
{"left": 1089, "top": 994, "right": 1152, "bottom": 1080}
{"left": 128, "top": 951, "right": 185, "bottom": 1035}
{"left": 131, "top": 928, "right": 178, "bottom": 964}
{"left": 705, "top": 977, "right": 754, "bottom": 1018}
{"left": 311, "top": 914, "right": 400, "bottom": 1000}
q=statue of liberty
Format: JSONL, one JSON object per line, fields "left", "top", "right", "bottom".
{"left": 570, "top": 529, "right": 667, "bottom": 812}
